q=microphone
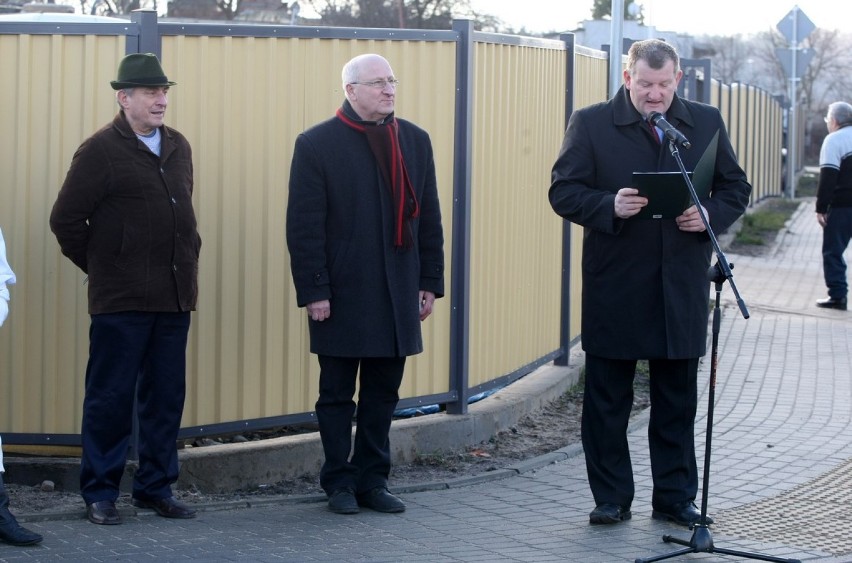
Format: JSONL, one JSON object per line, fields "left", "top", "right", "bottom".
{"left": 648, "top": 111, "right": 691, "bottom": 149}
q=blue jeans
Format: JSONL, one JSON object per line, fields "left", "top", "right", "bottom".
{"left": 822, "top": 207, "right": 852, "bottom": 299}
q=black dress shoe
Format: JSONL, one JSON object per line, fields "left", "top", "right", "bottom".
{"left": 327, "top": 487, "right": 359, "bottom": 514}
{"left": 356, "top": 487, "right": 405, "bottom": 513}
{"left": 652, "top": 501, "right": 713, "bottom": 527}
{"left": 0, "top": 511, "right": 43, "bottom": 546}
{"left": 87, "top": 500, "right": 122, "bottom": 525}
{"left": 132, "top": 496, "right": 196, "bottom": 519}
{"left": 816, "top": 297, "right": 847, "bottom": 310}
{"left": 589, "top": 503, "right": 631, "bottom": 525}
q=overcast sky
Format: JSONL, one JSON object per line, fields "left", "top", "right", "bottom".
{"left": 468, "top": 0, "right": 844, "bottom": 37}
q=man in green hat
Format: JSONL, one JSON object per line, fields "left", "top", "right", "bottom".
{"left": 50, "top": 53, "right": 200, "bottom": 525}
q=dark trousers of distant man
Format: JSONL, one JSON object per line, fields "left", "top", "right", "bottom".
{"left": 581, "top": 354, "right": 700, "bottom": 510}
{"left": 79, "top": 311, "right": 191, "bottom": 505}
{"left": 316, "top": 355, "right": 406, "bottom": 495}
{"left": 822, "top": 207, "right": 852, "bottom": 300}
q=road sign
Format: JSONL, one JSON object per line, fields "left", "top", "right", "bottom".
{"left": 776, "top": 7, "right": 815, "bottom": 46}
{"left": 776, "top": 47, "right": 815, "bottom": 80}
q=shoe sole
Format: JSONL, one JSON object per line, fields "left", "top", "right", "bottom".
{"left": 0, "top": 536, "right": 44, "bottom": 546}
{"left": 589, "top": 511, "right": 631, "bottom": 525}
{"left": 356, "top": 496, "right": 406, "bottom": 513}
{"left": 356, "top": 490, "right": 406, "bottom": 513}
{"left": 651, "top": 510, "right": 713, "bottom": 526}
{"left": 816, "top": 299, "right": 847, "bottom": 310}
{"left": 359, "top": 504, "right": 405, "bottom": 513}
{"left": 87, "top": 515, "right": 122, "bottom": 525}
{"left": 131, "top": 500, "right": 197, "bottom": 519}
{"left": 328, "top": 505, "right": 360, "bottom": 514}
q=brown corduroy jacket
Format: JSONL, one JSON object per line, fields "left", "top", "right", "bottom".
{"left": 50, "top": 111, "right": 200, "bottom": 315}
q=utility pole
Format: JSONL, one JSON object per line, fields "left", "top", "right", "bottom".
{"left": 608, "top": 0, "right": 625, "bottom": 98}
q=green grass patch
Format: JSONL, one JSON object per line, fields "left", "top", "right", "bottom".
{"left": 796, "top": 172, "right": 818, "bottom": 197}
{"left": 734, "top": 198, "right": 799, "bottom": 246}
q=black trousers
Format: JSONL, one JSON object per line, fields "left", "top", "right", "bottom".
{"left": 581, "top": 354, "right": 699, "bottom": 510}
{"left": 316, "top": 355, "right": 406, "bottom": 495}
{"left": 80, "top": 311, "right": 190, "bottom": 505}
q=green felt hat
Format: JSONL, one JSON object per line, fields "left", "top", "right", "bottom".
{"left": 110, "top": 53, "right": 176, "bottom": 90}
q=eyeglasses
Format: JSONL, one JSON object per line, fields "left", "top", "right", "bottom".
{"left": 350, "top": 79, "right": 400, "bottom": 89}
{"left": 824, "top": 116, "right": 831, "bottom": 123}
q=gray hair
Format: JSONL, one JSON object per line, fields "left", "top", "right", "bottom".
{"left": 626, "top": 39, "right": 680, "bottom": 76}
{"left": 341, "top": 53, "right": 387, "bottom": 90}
{"left": 828, "top": 101, "right": 852, "bottom": 127}
{"left": 115, "top": 87, "right": 134, "bottom": 107}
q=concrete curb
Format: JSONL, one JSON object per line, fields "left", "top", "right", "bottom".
{"left": 7, "top": 347, "right": 586, "bottom": 498}
{"left": 13, "top": 353, "right": 662, "bottom": 524}
{"left": 174, "top": 355, "right": 586, "bottom": 493}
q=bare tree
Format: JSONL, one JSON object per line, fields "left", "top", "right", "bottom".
{"left": 708, "top": 28, "right": 852, "bottom": 163}
{"left": 89, "top": 0, "right": 155, "bottom": 16}
{"left": 695, "top": 35, "right": 760, "bottom": 85}
{"left": 299, "top": 0, "right": 495, "bottom": 30}
{"left": 216, "top": 0, "right": 237, "bottom": 19}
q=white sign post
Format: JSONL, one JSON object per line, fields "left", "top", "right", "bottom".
{"left": 777, "top": 6, "right": 815, "bottom": 199}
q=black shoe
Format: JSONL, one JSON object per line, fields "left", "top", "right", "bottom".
{"left": 131, "top": 496, "right": 196, "bottom": 519}
{"left": 356, "top": 487, "right": 405, "bottom": 513}
{"left": 0, "top": 511, "right": 43, "bottom": 546}
{"left": 589, "top": 503, "right": 631, "bottom": 525}
{"left": 327, "top": 488, "right": 359, "bottom": 514}
{"left": 0, "top": 476, "right": 44, "bottom": 545}
{"left": 652, "top": 501, "right": 713, "bottom": 527}
{"left": 816, "top": 297, "right": 847, "bottom": 310}
{"left": 86, "top": 500, "right": 122, "bottom": 525}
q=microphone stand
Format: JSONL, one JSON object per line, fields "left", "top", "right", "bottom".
{"left": 635, "top": 139, "right": 800, "bottom": 563}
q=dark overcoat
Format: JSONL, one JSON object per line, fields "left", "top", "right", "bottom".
{"left": 549, "top": 86, "right": 751, "bottom": 359}
{"left": 50, "top": 112, "right": 200, "bottom": 315}
{"left": 286, "top": 106, "right": 444, "bottom": 358}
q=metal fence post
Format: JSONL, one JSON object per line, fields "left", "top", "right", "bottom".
{"left": 446, "top": 19, "right": 474, "bottom": 415}
{"left": 554, "top": 33, "right": 576, "bottom": 367}
{"left": 129, "top": 9, "right": 160, "bottom": 56}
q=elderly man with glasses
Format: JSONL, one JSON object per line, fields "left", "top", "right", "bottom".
{"left": 286, "top": 53, "right": 444, "bottom": 515}
{"left": 815, "top": 101, "right": 852, "bottom": 310}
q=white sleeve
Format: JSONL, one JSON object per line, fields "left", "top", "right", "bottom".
{"left": 0, "top": 227, "right": 13, "bottom": 326}
{"left": 0, "top": 292, "right": 8, "bottom": 327}
{"left": 0, "top": 226, "right": 16, "bottom": 288}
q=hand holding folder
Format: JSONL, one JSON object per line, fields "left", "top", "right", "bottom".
{"left": 632, "top": 131, "right": 718, "bottom": 220}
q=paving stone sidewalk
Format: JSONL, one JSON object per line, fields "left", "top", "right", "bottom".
{"left": 3, "top": 200, "right": 850, "bottom": 562}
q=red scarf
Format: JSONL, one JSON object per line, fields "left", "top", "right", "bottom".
{"left": 336, "top": 105, "right": 420, "bottom": 249}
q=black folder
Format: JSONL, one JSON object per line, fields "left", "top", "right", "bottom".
{"left": 632, "top": 130, "right": 719, "bottom": 220}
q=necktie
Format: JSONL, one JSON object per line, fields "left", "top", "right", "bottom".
{"left": 648, "top": 120, "right": 661, "bottom": 144}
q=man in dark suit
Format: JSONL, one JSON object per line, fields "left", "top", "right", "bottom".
{"left": 549, "top": 39, "right": 751, "bottom": 527}
{"left": 286, "top": 53, "right": 444, "bottom": 515}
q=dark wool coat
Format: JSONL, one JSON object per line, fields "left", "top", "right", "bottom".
{"left": 549, "top": 87, "right": 751, "bottom": 359}
{"left": 286, "top": 107, "right": 444, "bottom": 358}
{"left": 50, "top": 112, "right": 200, "bottom": 315}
